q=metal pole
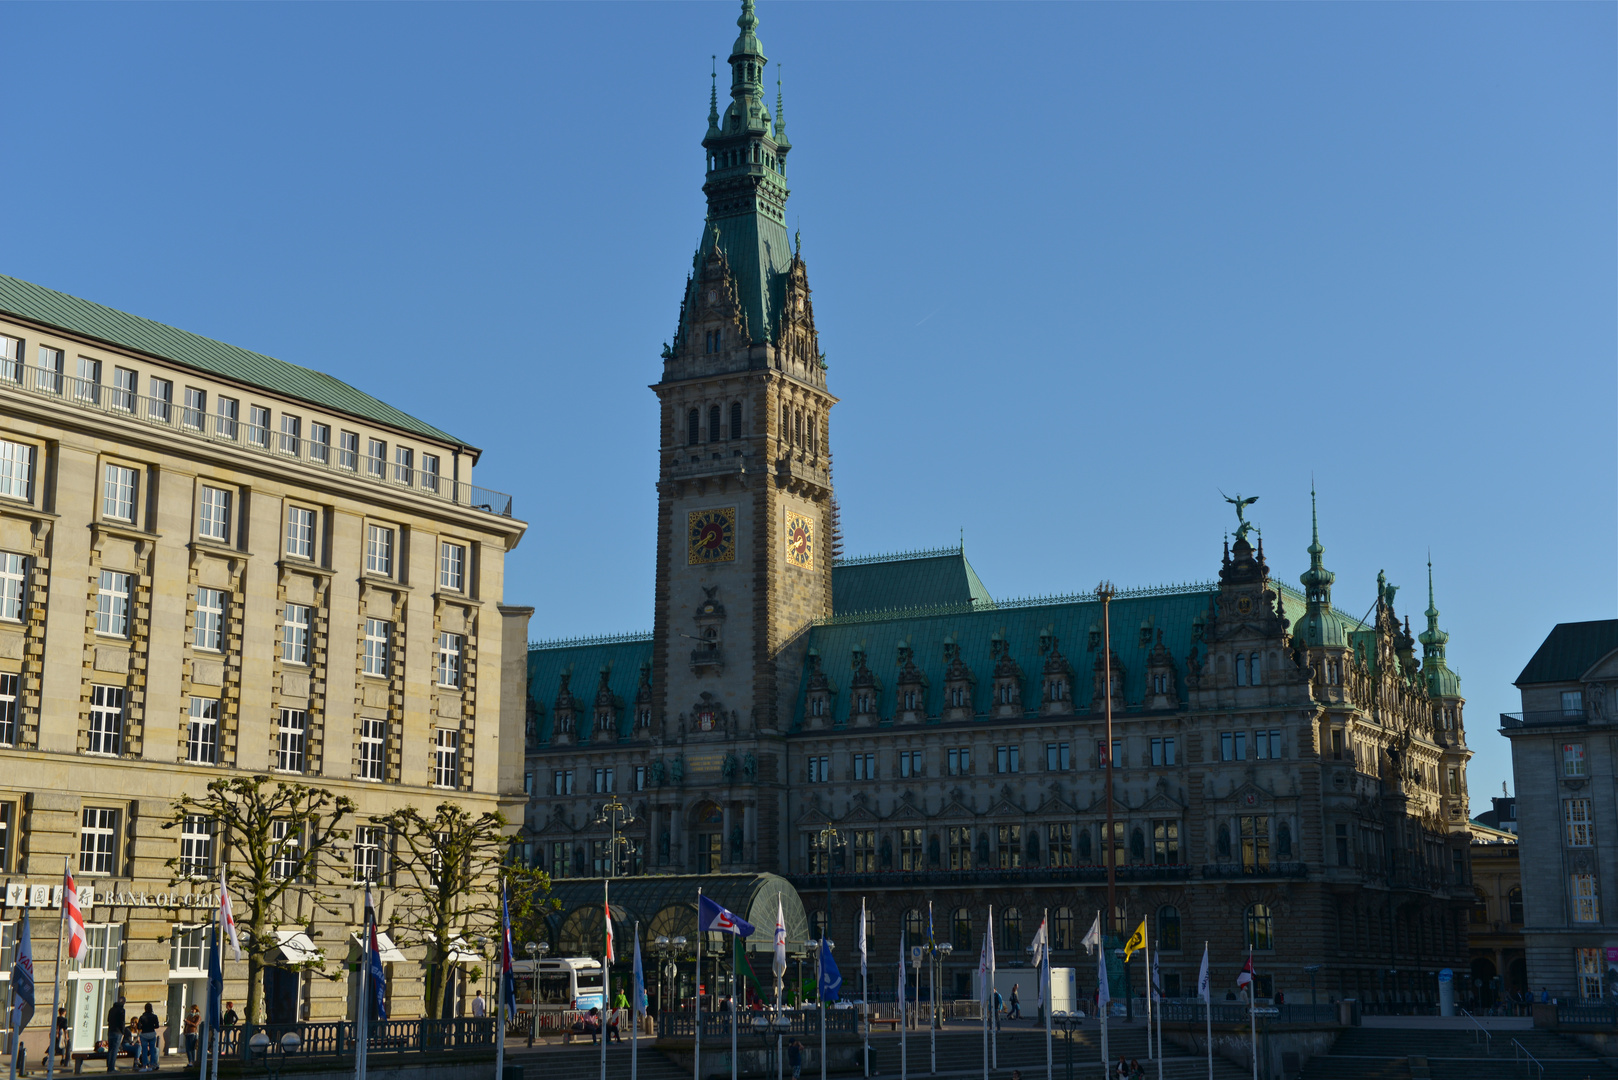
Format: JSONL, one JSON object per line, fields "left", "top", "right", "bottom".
{"left": 1249, "top": 948, "right": 1258, "bottom": 1080}
{"left": 694, "top": 888, "right": 702, "bottom": 1080}
{"left": 601, "top": 876, "right": 608, "bottom": 1080}
{"left": 730, "top": 935, "right": 738, "bottom": 1080}
{"left": 47, "top": 866, "right": 65, "bottom": 1080}
{"left": 631, "top": 921, "right": 639, "bottom": 1080}
{"left": 861, "top": 897, "right": 868, "bottom": 1080}
{"left": 1043, "top": 908, "right": 1052, "bottom": 1080}
{"left": 1145, "top": 932, "right": 1153, "bottom": 1061}
{"left": 928, "top": 949, "right": 935, "bottom": 1075}
{"left": 816, "top": 943, "right": 826, "bottom": 1080}
{"left": 1100, "top": 582, "right": 1116, "bottom": 941}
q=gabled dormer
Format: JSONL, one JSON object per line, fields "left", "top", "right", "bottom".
{"left": 552, "top": 667, "right": 577, "bottom": 746}
{"left": 894, "top": 639, "right": 927, "bottom": 725}
{"left": 803, "top": 647, "right": 835, "bottom": 729}
{"left": 849, "top": 644, "right": 881, "bottom": 727}
{"left": 1145, "top": 630, "right": 1178, "bottom": 710}
{"left": 1091, "top": 649, "right": 1124, "bottom": 713}
{"left": 592, "top": 665, "right": 620, "bottom": 737}
{"left": 941, "top": 636, "right": 976, "bottom": 720}
{"left": 989, "top": 630, "right": 1024, "bottom": 718}
{"left": 1039, "top": 627, "right": 1074, "bottom": 716}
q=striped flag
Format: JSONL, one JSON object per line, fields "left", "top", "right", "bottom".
{"left": 219, "top": 864, "right": 241, "bottom": 960}
{"left": 63, "top": 861, "right": 85, "bottom": 959}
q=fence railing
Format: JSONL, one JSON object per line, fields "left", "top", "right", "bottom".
{"left": 1500, "top": 711, "right": 1592, "bottom": 729}
{"left": 656, "top": 1009, "right": 859, "bottom": 1039}
{"left": 1157, "top": 1001, "right": 1337, "bottom": 1025}
{"left": 0, "top": 364, "right": 514, "bottom": 517}
{"left": 217, "top": 1018, "right": 497, "bottom": 1059}
{"left": 1512, "top": 1038, "right": 1545, "bottom": 1080}
{"left": 1555, "top": 1002, "right": 1616, "bottom": 1027}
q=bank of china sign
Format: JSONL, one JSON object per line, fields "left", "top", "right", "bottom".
{"left": 2, "top": 885, "right": 218, "bottom": 909}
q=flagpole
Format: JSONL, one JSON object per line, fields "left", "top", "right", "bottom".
{"left": 601, "top": 876, "right": 609, "bottom": 1080}
{"left": 1248, "top": 947, "right": 1257, "bottom": 1080}
{"left": 631, "top": 921, "right": 639, "bottom": 1080}
{"left": 47, "top": 864, "right": 65, "bottom": 1080}
{"left": 10, "top": 912, "right": 29, "bottom": 1080}
{"left": 1144, "top": 927, "right": 1152, "bottom": 1062}
{"left": 729, "top": 935, "right": 738, "bottom": 1080}
{"left": 988, "top": 904, "right": 996, "bottom": 1073}
{"left": 357, "top": 896, "right": 369, "bottom": 1080}
{"left": 1201, "top": 943, "right": 1212, "bottom": 1080}
{"left": 1042, "top": 909, "right": 1051, "bottom": 1080}
{"left": 693, "top": 887, "right": 702, "bottom": 1080}
{"left": 211, "top": 864, "right": 224, "bottom": 1080}
{"left": 1097, "top": 910, "right": 1108, "bottom": 1075}
{"left": 1154, "top": 948, "right": 1164, "bottom": 1080}
{"left": 859, "top": 897, "right": 868, "bottom": 1080}
{"left": 898, "top": 933, "right": 906, "bottom": 1080}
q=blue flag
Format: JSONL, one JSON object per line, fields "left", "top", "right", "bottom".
{"left": 632, "top": 932, "right": 648, "bottom": 1012}
{"left": 698, "top": 894, "right": 755, "bottom": 937}
{"left": 500, "top": 882, "right": 518, "bottom": 1011}
{"left": 206, "top": 910, "right": 223, "bottom": 1029}
{"left": 818, "top": 939, "right": 841, "bottom": 1002}
{"left": 365, "top": 887, "right": 388, "bottom": 1021}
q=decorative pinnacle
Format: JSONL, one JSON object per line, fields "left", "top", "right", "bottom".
{"left": 776, "top": 67, "right": 785, "bottom": 132}
{"left": 1419, "top": 556, "right": 1449, "bottom": 651}
{"left": 708, "top": 56, "right": 719, "bottom": 129}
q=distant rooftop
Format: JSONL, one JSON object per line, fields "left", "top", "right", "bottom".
{"left": 1516, "top": 619, "right": 1618, "bottom": 686}
{"left": 830, "top": 544, "right": 993, "bottom": 616}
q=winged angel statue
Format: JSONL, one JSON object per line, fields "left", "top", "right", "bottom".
{"left": 1221, "top": 491, "right": 1259, "bottom": 543}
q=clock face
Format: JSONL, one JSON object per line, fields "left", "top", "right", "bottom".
{"left": 785, "top": 511, "right": 813, "bottom": 569}
{"left": 687, "top": 507, "right": 737, "bottom": 564}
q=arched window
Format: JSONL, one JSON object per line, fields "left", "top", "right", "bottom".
{"left": 1508, "top": 886, "right": 1523, "bottom": 924}
{"left": 1245, "top": 904, "right": 1274, "bottom": 951}
{"left": 708, "top": 405, "right": 721, "bottom": 443}
{"left": 1252, "top": 653, "right": 1263, "bottom": 685}
{"left": 810, "top": 911, "right": 826, "bottom": 939}
{"left": 905, "top": 908, "right": 924, "bottom": 944}
{"left": 952, "top": 908, "right": 972, "bottom": 952}
{"left": 1156, "top": 906, "right": 1182, "bottom": 952}
{"left": 1217, "top": 823, "right": 1232, "bottom": 857}
{"left": 1236, "top": 654, "right": 1249, "bottom": 686}
{"left": 1111, "top": 905, "right": 1127, "bottom": 935}
{"left": 1001, "top": 909, "right": 1022, "bottom": 953}
{"left": 903, "top": 690, "right": 917, "bottom": 710}
{"left": 1053, "top": 907, "right": 1074, "bottom": 951}
{"left": 687, "top": 408, "right": 700, "bottom": 446}
{"left": 730, "top": 402, "right": 742, "bottom": 440}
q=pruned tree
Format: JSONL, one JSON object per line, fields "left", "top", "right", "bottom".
{"left": 372, "top": 802, "right": 553, "bottom": 1020}
{"left": 162, "top": 775, "right": 356, "bottom": 1025}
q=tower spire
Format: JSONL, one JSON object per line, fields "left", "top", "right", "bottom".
{"left": 707, "top": 56, "right": 720, "bottom": 136}
{"left": 775, "top": 65, "right": 790, "bottom": 148}
{"left": 1419, "top": 557, "right": 1449, "bottom": 657}
{"left": 1299, "top": 484, "right": 1334, "bottom": 608}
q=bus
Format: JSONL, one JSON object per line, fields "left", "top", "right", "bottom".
{"left": 513, "top": 957, "right": 606, "bottom": 1012}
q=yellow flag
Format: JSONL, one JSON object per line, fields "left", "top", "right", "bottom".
{"left": 1123, "top": 918, "right": 1148, "bottom": 962}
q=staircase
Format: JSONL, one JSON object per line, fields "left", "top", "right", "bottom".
{"left": 1299, "top": 1027, "right": 1618, "bottom": 1080}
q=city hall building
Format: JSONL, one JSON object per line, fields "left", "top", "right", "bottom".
{"left": 524, "top": 0, "right": 1475, "bottom": 1007}
{"left": 0, "top": 273, "right": 529, "bottom": 1044}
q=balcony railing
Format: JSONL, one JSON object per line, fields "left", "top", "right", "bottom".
{"left": 0, "top": 362, "right": 514, "bottom": 517}
{"left": 1500, "top": 711, "right": 1593, "bottom": 730}
{"left": 217, "top": 1017, "right": 497, "bottom": 1058}
{"left": 1200, "top": 862, "right": 1310, "bottom": 880}
{"left": 656, "top": 1008, "right": 859, "bottom": 1039}
{"left": 786, "top": 864, "right": 1193, "bottom": 890}
{"left": 1555, "top": 1003, "right": 1615, "bottom": 1027}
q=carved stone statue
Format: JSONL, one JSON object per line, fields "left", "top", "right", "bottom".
{"left": 670, "top": 755, "right": 684, "bottom": 783}
{"left": 742, "top": 751, "right": 758, "bottom": 782}
{"left": 649, "top": 758, "right": 666, "bottom": 785}
{"left": 1221, "top": 491, "right": 1260, "bottom": 543}
{"left": 721, "top": 752, "right": 737, "bottom": 779}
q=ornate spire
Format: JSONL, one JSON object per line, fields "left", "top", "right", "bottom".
{"left": 707, "top": 56, "right": 720, "bottom": 137}
{"left": 775, "top": 65, "right": 790, "bottom": 148}
{"left": 1418, "top": 558, "right": 1449, "bottom": 656}
{"left": 1299, "top": 485, "right": 1335, "bottom": 607}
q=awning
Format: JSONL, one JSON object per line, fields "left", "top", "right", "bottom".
{"left": 350, "top": 931, "right": 407, "bottom": 963}
{"left": 447, "top": 936, "right": 484, "bottom": 964}
{"left": 273, "top": 931, "right": 320, "bottom": 965}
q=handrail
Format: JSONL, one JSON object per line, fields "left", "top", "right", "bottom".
{"left": 1511, "top": 1038, "right": 1544, "bottom": 1080}
{"left": 1458, "top": 1007, "right": 1491, "bottom": 1054}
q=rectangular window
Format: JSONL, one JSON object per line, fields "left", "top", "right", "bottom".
{"left": 807, "top": 755, "right": 830, "bottom": 782}
{"left": 0, "top": 334, "right": 21, "bottom": 382}
{"left": 247, "top": 406, "right": 270, "bottom": 447}
{"left": 1152, "top": 820, "right": 1181, "bottom": 865}
{"left": 216, "top": 396, "right": 239, "bottom": 439}
{"left": 1239, "top": 815, "right": 1270, "bottom": 872}
{"left": 394, "top": 446, "right": 413, "bottom": 483}
{"left": 182, "top": 387, "right": 206, "bottom": 428}
{"left": 1221, "top": 731, "right": 1247, "bottom": 762}
{"left": 1330, "top": 729, "right": 1343, "bottom": 759}
{"left": 1564, "top": 743, "right": 1587, "bottom": 778}
{"left": 1563, "top": 691, "right": 1585, "bottom": 717}
{"left": 634, "top": 765, "right": 646, "bottom": 791}
{"left": 1447, "top": 767, "right": 1459, "bottom": 795}
{"left": 110, "top": 367, "right": 137, "bottom": 412}
{"left": 38, "top": 346, "right": 64, "bottom": 394}
{"left": 170, "top": 925, "right": 208, "bottom": 975}
{"left": 1578, "top": 947, "right": 1605, "bottom": 1000}
{"left": 75, "top": 356, "right": 101, "bottom": 402}
{"left": 276, "top": 822, "right": 303, "bottom": 880}
{"left": 88, "top": 685, "right": 123, "bottom": 755}
{"left": 198, "top": 485, "right": 231, "bottom": 542}
{"left": 852, "top": 752, "right": 875, "bottom": 781}
{"left": 101, "top": 464, "right": 137, "bottom": 522}
{"left": 1572, "top": 873, "right": 1600, "bottom": 923}
{"left": 0, "top": 674, "right": 16, "bottom": 747}
{"left": 550, "top": 842, "right": 571, "bottom": 879}
{"left": 279, "top": 605, "right": 310, "bottom": 663}
{"left": 1049, "top": 823, "right": 1074, "bottom": 867}
{"left": 363, "top": 619, "right": 391, "bottom": 677}
{"left": 948, "top": 747, "right": 971, "bottom": 775}
{"left": 279, "top": 414, "right": 301, "bottom": 455}
{"left": 1565, "top": 798, "right": 1594, "bottom": 847}
{"left": 1045, "top": 742, "right": 1071, "bottom": 771}
{"left": 186, "top": 697, "right": 219, "bottom": 764}
{"left": 276, "top": 710, "right": 306, "bottom": 773}
{"left": 0, "top": 440, "right": 35, "bottom": 502}
{"left": 434, "top": 729, "right": 459, "bottom": 788}
{"left": 0, "top": 552, "right": 27, "bottom": 621}
{"left": 898, "top": 750, "right": 923, "bottom": 778}
{"left": 96, "top": 571, "right": 132, "bottom": 637}
{"left": 997, "top": 745, "right": 1020, "bottom": 773}
{"left": 147, "top": 377, "right": 172, "bottom": 422}
{"left": 997, "top": 824, "right": 1022, "bottom": 869}
{"left": 365, "top": 525, "right": 394, "bottom": 576}
{"left": 1335, "top": 823, "right": 1350, "bottom": 867}
{"left": 1105, "top": 821, "right": 1125, "bottom": 868}
{"left": 338, "top": 430, "right": 360, "bottom": 470}
{"left": 308, "top": 423, "right": 330, "bottom": 464}
{"left": 1097, "top": 739, "right": 1122, "bottom": 767}
{"left": 194, "top": 588, "right": 225, "bottom": 652}
{"left": 1151, "top": 737, "right": 1177, "bottom": 766}
{"left": 900, "top": 827, "right": 924, "bottom": 871}
{"left": 592, "top": 767, "right": 615, "bottom": 794}
{"left": 179, "top": 815, "right": 213, "bottom": 876}
{"left": 948, "top": 826, "right": 972, "bottom": 870}
{"left": 79, "top": 808, "right": 117, "bottom": 875}
{"left": 367, "top": 438, "right": 387, "bottom": 477}
{"left": 851, "top": 829, "right": 876, "bottom": 872}
{"left": 439, "top": 542, "right": 466, "bottom": 591}
{"left": 805, "top": 834, "right": 828, "bottom": 875}
{"left": 1255, "top": 730, "right": 1282, "bottom": 760}
{"left": 552, "top": 769, "right": 574, "bottom": 795}
{"left": 285, "top": 506, "right": 316, "bottom": 559}
{"left": 354, "top": 826, "right": 384, "bottom": 883}
{"left": 436, "top": 632, "right": 463, "bottom": 688}
{"left": 421, "top": 454, "right": 440, "bottom": 492}
{"left": 359, "top": 717, "right": 386, "bottom": 781}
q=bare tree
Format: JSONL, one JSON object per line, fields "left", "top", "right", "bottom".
{"left": 163, "top": 776, "right": 356, "bottom": 1025}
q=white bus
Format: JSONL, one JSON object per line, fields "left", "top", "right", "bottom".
{"left": 513, "top": 957, "right": 606, "bottom": 1012}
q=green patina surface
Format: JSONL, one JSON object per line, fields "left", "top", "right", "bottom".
{"left": 830, "top": 546, "right": 993, "bottom": 616}
{"left": 1516, "top": 619, "right": 1618, "bottom": 686}
{"left": 0, "top": 273, "right": 469, "bottom": 448}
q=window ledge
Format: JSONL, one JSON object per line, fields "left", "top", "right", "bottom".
{"left": 361, "top": 573, "right": 408, "bottom": 590}
{"left": 277, "top": 559, "right": 329, "bottom": 577}
{"left": 189, "top": 539, "right": 246, "bottom": 558}
{"left": 433, "top": 590, "right": 477, "bottom": 606}
{"left": 91, "top": 520, "right": 156, "bottom": 543}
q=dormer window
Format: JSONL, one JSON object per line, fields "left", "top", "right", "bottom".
{"left": 950, "top": 688, "right": 965, "bottom": 708}
{"left": 1049, "top": 681, "right": 1066, "bottom": 702}
{"left": 903, "top": 690, "right": 917, "bottom": 711}
{"left": 1152, "top": 674, "right": 1168, "bottom": 694}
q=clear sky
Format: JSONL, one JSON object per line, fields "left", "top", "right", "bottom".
{"left": 5, "top": 2, "right": 1613, "bottom": 817}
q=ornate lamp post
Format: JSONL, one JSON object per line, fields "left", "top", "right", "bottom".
{"left": 652, "top": 935, "right": 687, "bottom": 1017}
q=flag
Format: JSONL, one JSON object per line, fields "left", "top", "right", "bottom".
{"left": 632, "top": 932, "right": 648, "bottom": 1012}
{"left": 605, "top": 900, "right": 615, "bottom": 963}
{"left": 9, "top": 910, "right": 33, "bottom": 1039}
{"left": 63, "top": 864, "right": 85, "bottom": 960}
{"left": 219, "top": 864, "right": 241, "bottom": 961}
{"left": 818, "top": 939, "right": 841, "bottom": 1002}
{"left": 366, "top": 886, "right": 388, "bottom": 1022}
{"left": 1123, "top": 919, "right": 1147, "bottom": 963}
{"left": 857, "top": 903, "right": 867, "bottom": 982}
{"left": 897, "top": 930, "right": 906, "bottom": 1013}
{"left": 772, "top": 898, "right": 787, "bottom": 983}
{"left": 1029, "top": 917, "right": 1049, "bottom": 1009}
{"left": 500, "top": 881, "right": 518, "bottom": 1011}
{"left": 1081, "top": 912, "right": 1102, "bottom": 956}
{"left": 1236, "top": 954, "right": 1255, "bottom": 993}
{"left": 207, "top": 906, "right": 223, "bottom": 1030}
{"left": 697, "top": 894, "right": 755, "bottom": 938}
{"left": 1197, "top": 945, "right": 1211, "bottom": 1003}
{"left": 927, "top": 902, "right": 934, "bottom": 945}
{"left": 1151, "top": 950, "right": 1162, "bottom": 1003}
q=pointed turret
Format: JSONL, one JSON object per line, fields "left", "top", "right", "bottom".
{"left": 1296, "top": 487, "right": 1346, "bottom": 648}
{"left": 1420, "top": 559, "right": 1461, "bottom": 698}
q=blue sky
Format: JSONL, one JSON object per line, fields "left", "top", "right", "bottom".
{"left": 5, "top": 2, "right": 1613, "bottom": 816}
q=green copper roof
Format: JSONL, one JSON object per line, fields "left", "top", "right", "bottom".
{"left": 527, "top": 634, "right": 653, "bottom": 746}
{"left": 1516, "top": 620, "right": 1618, "bottom": 686}
{"left": 830, "top": 546, "right": 994, "bottom": 616}
{"left": 0, "top": 274, "right": 470, "bottom": 449}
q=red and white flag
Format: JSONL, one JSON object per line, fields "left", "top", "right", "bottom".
{"left": 63, "top": 861, "right": 85, "bottom": 959}
{"left": 219, "top": 864, "right": 241, "bottom": 961}
{"left": 604, "top": 901, "right": 615, "bottom": 963}
{"left": 1235, "top": 953, "right": 1255, "bottom": 991}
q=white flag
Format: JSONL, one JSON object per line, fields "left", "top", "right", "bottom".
{"left": 1029, "top": 917, "right": 1049, "bottom": 1008}
{"left": 1197, "top": 944, "right": 1211, "bottom": 1004}
{"left": 858, "top": 901, "right": 867, "bottom": 981}
{"left": 772, "top": 897, "right": 787, "bottom": 982}
{"left": 220, "top": 864, "right": 242, "bottom": 961}
{"left": 1095, "top": 918, "right": 1111, "bottom": 1008}
{"left": 897, "top": 930, "right": 906, "bottom": 1011}
{"left": 1081, "top": 912, "right": 1102, "bottom": 956}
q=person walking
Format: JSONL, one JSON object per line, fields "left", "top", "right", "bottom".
{"left": 135, "top": 1004, "right": 159, "bottom": 1072}
{"left": 787, "top": 1037, "right": 803, "bottom": 1080}
{"left": 55, "top": 1006, "right": 70, "bottom": 1066}
{"left": 1009, "top": 983, "right": 1022, "bottom": 1020}
{"left": 106, "top": 997, "right": 127, "bottom": 1073}
{"left": 183, "top": 1004, "right": 201, "bottom": 1066}
{"left": 470, "top": 991, "right": 486, "bottom": 1019}
{"left": 992, "top": 987, "right": 1003, "bottom": 1030}
{"left": 221, "top": 1002, "right": 238, "bottom": 1028}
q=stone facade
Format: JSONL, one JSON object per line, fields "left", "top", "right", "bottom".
{"left": 1467, "top": 829, "right": 1524, "bottom": 1005}
{"left": 0, "top": 282, "right": 528, "bottom": 1042}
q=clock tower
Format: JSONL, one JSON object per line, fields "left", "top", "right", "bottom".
{"left": 648, "top": 0, "right": 834, "bottom": 871}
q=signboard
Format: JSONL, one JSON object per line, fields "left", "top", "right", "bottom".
{"left": 1252, "top": 1006, "right": 1280, "bottom": 1016}
{"left": 2, "top": 884, "right": 216, "bottom": 910}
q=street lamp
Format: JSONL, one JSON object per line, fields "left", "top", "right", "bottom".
{"left": 594, "top": 796, "right": 637, "bottom": 1009}
{"left": 1304, "top": 965, "right": 1321, "bottom": 1013}
{"left": 805, "top": 937, "right": 835, "bottom": 1080}
{"left": 525, "top": 941, "right": 549, "bottom": 1046}
{"left": 651, "top": 935, "right": 687, "bottom": 1017}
